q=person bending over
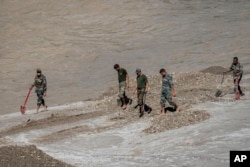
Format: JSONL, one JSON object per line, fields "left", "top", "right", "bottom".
{"left": 224, "top": 57, "right": 244, "bottom": 96}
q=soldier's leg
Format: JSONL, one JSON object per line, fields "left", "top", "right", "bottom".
{"left": 160, "top": 93, "right": 167, "bottom": 115}
{"left": 124, "top": 93, "right": 132, "bottom": 105}
{"left": 41, "top": 91, "right": 48, "bottom": 110}
{"left": 119, "top": 82, "right": 126, "bottom": 109}
{"left": 238, "top": 74, "right": 243, "bottom": 95}
{"left": 233, "top": 78, "right": 235, "bottom": 92}
{"left": 166, "top": 95, "right": 179, "bottom": 112}
{"left": 137, "top": 90, "right": 145, "bottom": 117}
{"left": 124, "top": 94, "right": 128, "bottom": 105}
{"left": 36, "top": 90, "right": 43, "bottom": 113}
{"left": 233, "top": 78, "right": 237, "bottom": 93}
{"left": 118, "top": 83, "right": 123, "bottom": 106}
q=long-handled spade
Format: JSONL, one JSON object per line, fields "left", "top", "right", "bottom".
{"left": 20, "top": 88, "right": 32, "bottom": 114}
{"left": 215, "top": 74, "right": 224, "bottom": 97}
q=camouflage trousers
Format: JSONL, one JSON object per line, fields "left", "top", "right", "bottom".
{"left": 118, "top": 81, "right": 126, "bottom": 98}
{"left": 160, "top": 91, "right": 177, "bottom": 108}
{"left": 137, "top": 89, "right": 146, "bottom": 105}
{"left": 35, "top": 89, "right": 45, "bottom": 107}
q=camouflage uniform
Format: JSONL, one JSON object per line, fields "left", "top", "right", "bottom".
{"left": 160, "top": 74, "right": 177, "bottom": 108}
{"left": 117, "top": 68, "right": 127, "bottom": 98}
{"left": 32, "top": 74, "right": 47, "bottom": 106}
{"left": 136, "top": 74, "right": 148, "bottom": 105}
{"left": 229, "top": 63, "right": 243, "bottom": 77}
{"left": 137, "top": 88, "right": 146, "bottom": 105}
{"left": 119, "top": 81, "right": 126, "bottom": 98}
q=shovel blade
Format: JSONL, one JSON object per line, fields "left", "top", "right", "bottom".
{"left": 20, "top": 105, "right": 26, "bottom": 114}
{"left": 215, "top": 90, "right": 222, "bottom": 97}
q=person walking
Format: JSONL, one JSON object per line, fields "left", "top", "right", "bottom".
{"left": 114, "top": 64, "right": 132, "bottom": 110}
{"left": 30, "top": 68, "right": 47, "bottom": 113}
{"left": 133, "top": 68, "right": 149, "bottom": 117}
{"left": 224, "top": 57, "right": 244, "bottom": 96}
{"left": 159, "top": 68, "right": 179, "bottom": 115}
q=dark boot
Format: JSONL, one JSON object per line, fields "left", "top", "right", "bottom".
{"left": 41, "top": 99, "right": 45, "bottom": 106}
{"left": 119, "top": 98, "right": 123, "bottom": 107}
{"left": 139, "top": 105, "right": 144, "bottom": 117}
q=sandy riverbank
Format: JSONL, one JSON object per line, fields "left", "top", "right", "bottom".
{"left": 1, "top": 66, "right": 250, "bottom": 166}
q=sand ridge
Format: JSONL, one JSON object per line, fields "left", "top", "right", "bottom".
{"left": 1, "top": 67, "right": 243, "bottom": 139}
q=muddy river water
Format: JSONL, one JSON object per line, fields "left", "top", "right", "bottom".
{"left": 1, "top": 0, "right": 250, "bottom": 114}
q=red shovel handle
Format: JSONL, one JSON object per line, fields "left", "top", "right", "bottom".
{"left": 20, "top": 88, "right": 32, "bottom": 114}
{"left": 24, "top": 89, "right": 32, "bottom": 106}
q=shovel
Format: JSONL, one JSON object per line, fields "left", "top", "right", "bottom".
{"left": 20, "top": 88, "right": 32, "bottom": 114}
{"left": 215, "top": 74, "right": 224, "bottom": 97}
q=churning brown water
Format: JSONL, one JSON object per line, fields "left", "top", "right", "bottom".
{"left": 1, "top": 0, "right": 250, "bottom": 114}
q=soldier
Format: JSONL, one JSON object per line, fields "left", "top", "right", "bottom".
{"left": 114, "top": 64, "right": 132, "bottom": 110}
{"left": 133, "top": 68, "right": 149, "bottom": 117}
{"left": 224, "top": 57, "right": 244, "bottom": 96}
{"left": 159, "top": 68, "right": 179, "bottom": 115}
{"left": 30, "top": 68, "right": 47, "bottom": 113}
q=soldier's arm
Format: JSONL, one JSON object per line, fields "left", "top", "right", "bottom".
{"left": 170, "top": 75, "right": 176, "bottom": 97}
{"left": 239, "top": 64, "right": 243, "bottom": 75}
{"left": 43, "top": 76, "right": 47, "bottom": 92}
{"left": 227, "top": 64, "right": 233, "bottom": 73}
{"left": 224, "top": 64, "right": 233, "bottom": 74}
{"left": 171, "top": 86, "right": 176, "bottom": 96}
{"left": 133, "top": 84, "right": 137, "bottom": 94}
{"left": 145, "top": 82, "right": 149, "bottom": 93}
{"left": 30, "top": 84, "right": 34, "bottom": 90}
{"left": 126, "top": 74, "right": 130, "bottom": 88}
{"left": 30, "top": 78, "right": 35, "bottom": 90}
{"left": 145, "top": 76, "right": 149, "bottom": 92}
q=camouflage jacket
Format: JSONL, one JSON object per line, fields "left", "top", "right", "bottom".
{"left": 162, "top": 74, "right": 173, "bottom": 93}
{"left": 32, "top": 74, "right": 47, "bottom": 91}
{"left": 229, "top": 63, "right": 243, "bottom": 77}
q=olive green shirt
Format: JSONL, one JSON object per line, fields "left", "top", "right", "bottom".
{"left": 137, "top": 74, "right": 148, "bottom": 89}
{"left": 118, "top": 68, "right": 127, "bottom": 83}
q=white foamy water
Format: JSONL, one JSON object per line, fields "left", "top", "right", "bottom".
{"left": 1, "top": 91, "right": 249, "bottom": 166}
